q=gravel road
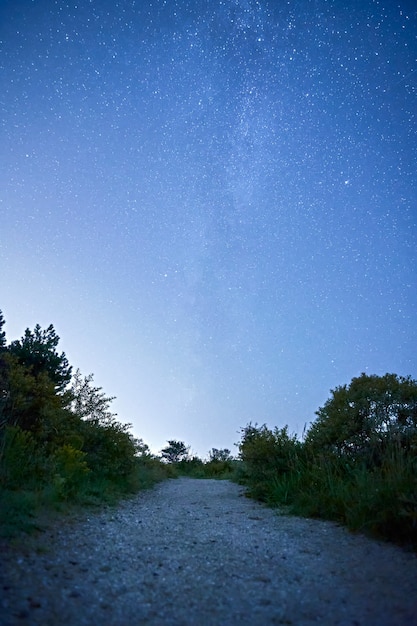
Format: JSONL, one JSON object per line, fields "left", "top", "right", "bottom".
{"left": 1, "top": 478, "right": 417, "bottom": 625}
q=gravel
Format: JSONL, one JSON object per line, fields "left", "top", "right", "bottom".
{"left": 1, "top": 477, "right": 417, "bottom": 625}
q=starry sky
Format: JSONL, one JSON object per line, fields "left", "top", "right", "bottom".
{"left": 1, "top": 0, "right": 416, "bottom": 457}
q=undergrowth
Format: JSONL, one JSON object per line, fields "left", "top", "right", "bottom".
{"left": 236, "top": 432, "right": 417, "bottom": 549}
{"left": 0, "top": 455, "right": 173, "bottom": 539}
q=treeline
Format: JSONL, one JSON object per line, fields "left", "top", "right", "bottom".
{"left": 236, "top": 373, "right": 417, "bottom": 548}
{"left": 159, "top": 440, "right": 236, "bottom": 478}
{"left": 0, "top": 311, "right": 169, "bottom": 536}
{"left": 2, "top": 310, "right": 416, "bottom": 549}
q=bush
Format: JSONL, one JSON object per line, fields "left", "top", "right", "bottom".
{"left": 287, "top": 443, "right": 417, "bottom": 545}
{"left": 174, "top": 456, "right": 205, "bottom": 476}
{"left": 238, "top": 424, "right": 302, "bottom": 501}
{"left": 0, "top": 311, "right": 170, "bottom": 538}
{"left": 235, "top": 373, "right": 417, "bottom": 549}
{"left": 0, "top": 426, "right": 44, "bottom": 490}
{"left": 51, "top": 444, "right": 90, "bottom": 499}
{"left": 202, "top": 459, "right": 234, "bottom": 478}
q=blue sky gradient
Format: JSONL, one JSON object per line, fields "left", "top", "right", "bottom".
{"left": 1, "top": 0, "right": 416, "bottom": 456}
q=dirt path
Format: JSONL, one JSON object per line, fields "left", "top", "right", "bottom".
{"left": 1, "top": 478, "right": 417, "bottom": 625}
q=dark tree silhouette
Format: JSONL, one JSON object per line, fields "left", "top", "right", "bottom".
{"left": 161, "top": 440, "right": 190, "bottom": 463}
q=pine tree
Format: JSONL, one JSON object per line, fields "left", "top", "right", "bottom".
{"left": 9, "top": 323, "right": 72, "bottom": 393}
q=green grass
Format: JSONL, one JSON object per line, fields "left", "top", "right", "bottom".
{"left": 237, "top": 448, "right": 417, "bottom": 549}
{"left": 0, "top": 456, "right": 173, "bottom": 539}
{"left": 235, "top": 423, "right": 417, "bottom": 549}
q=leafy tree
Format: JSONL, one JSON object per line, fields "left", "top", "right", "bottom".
{"left": 134, "top": 437, "right": 152, "bottom": 457}
{"left": 68, "top": 369, "right": 138, "bottom": 478}
{"left": 80, "top": 416, "right": 137, "bottom": 479}
{"left": 203, "top": 448, "right": 234, "bottom": 478}
{"left": 209, "top": 448, "right": 232, "bottom": 462}
{"left": 161, "top": 440, "right": 190, "bottom": 463}
{"left": 305, "top": 373, "right": 417, "bottom": 463}
{"left": 0, "top": 311, "right": 167, "bottom": 533}
{"left": 69, "top": 369, "right": 116, "bottom": 424}
{"left": 0, "top": 352, "right": 62, "bottom": 433}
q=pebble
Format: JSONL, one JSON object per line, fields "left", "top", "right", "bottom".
{"left": 1, "top": 478, "right": 417, "bottom": 625}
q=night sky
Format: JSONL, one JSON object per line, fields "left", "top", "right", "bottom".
{"left": 1, "top": 0, "right": 416, "bottom": 457}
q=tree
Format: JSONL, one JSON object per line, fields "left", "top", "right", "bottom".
{"left": 80, "top": 415, "right": 137, "bottom": 479}
{"left": 69, "top": 369, "right": 116, "bottom": 424}
{"left": 305, "top": 373, "right": 417, "bottom": 462}
{"left": 0, "top": 311, "right": 8, "bottom": 425}
{"left": 0, "top": 310, "right": 6, "bottom": 350}
{"left": 68, "top": 369, "right": 139, "bottom": 477}
{"left": 209, "top": 448, "right": 232, "bottom": 462}
{"left": 0, "top": 351, "right": 63, "bottom": 433}
{"left": 160, "top": 440, "right": 190, "bottom": 463}
{"left": 0, "top": 312, "right": 146, "bottom": 503}
{"left": 134, "top": 438, "right": 152, "bottom": 457}
{"left": 9, "top": 324, "right": 72, "bottom": 394}
{"left": 1, "top": 322, "right": 72, "bottom": 433}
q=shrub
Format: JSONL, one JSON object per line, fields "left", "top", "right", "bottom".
{"left": 51, "top": 444, "right": 90, "bottom": 499}
{"left": 0, "top": 426, "right": 44, "bottom": 490}
{"left": 235, "top": 373, "right": 417, "bottom": 548}
{"left": 80, "top": 418, "right": 137, "bottom": 481}
{"left": 238, "top": 424, "right": 301, "bottom": 501}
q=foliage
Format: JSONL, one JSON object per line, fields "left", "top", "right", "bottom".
{"left": 174, "top": 456, "right": 205, "bottom": 476}
{"left": 9, "top": 323, "right": 72, "bottom": 394}
{"left": 161, "top": 440, "right": 190, "bottom": 463}
{"left": 0, "top": 352, "right": 63, "bottom": 433}
{"left": 236, "top": 374, "right": 417, "bottom": 549}
{"left": 80, "top": 416, "right": 138, "bottom": 480}
{"left": 199, "top": 448, "right": 234, "bottom": 477}
{"left": 0, "top": 426, "right": 43, "bottom": 489}
{"left": 5, "top": 306, "right": 415, "bottom": 550}
{"left": 0, "top": 310, "right": 166, "bottom": 538}
{"left": 0, "top": 310, "right": 6, "bottom": 349}
{"left": 305, "top": 372, "right": 417, "bottom": 464}
{"left": 202, "top": 459, "right": 235, "bottom": 478}
{"left": 69, "top": 369, "right": 116, "bottom": 423}
{"left": 68, "top": 369, "right": 139, "bottom": 480}
{"left": 51, "top": 444, "right": 90, "bottom": 499}
{"left": 238, "top": 424, "right": 302, "bottom": 500}
{"left": 209, "top": 448, "right": 232, "bottom": 462}
{"left": 153, "top": 445, "right": 237, "bottom": 479}
{"left": 134, "top": 437, "right": 152, "bottom": 457}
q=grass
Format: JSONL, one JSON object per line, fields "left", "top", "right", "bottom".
{"left": 235, "top": 424, "right": 417, "bottom": 550}
{"left": 237, "top": 449, "right": 417, "bottom": 550}
{"left": 0, "top": 456, "right": 173, "bottom": 540}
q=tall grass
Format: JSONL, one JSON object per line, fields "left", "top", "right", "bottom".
{"left": 286, "top": 446, "right": 417, "bottom": 545}
{"left": 0, "top": 427, "right": 172, "bottom": 538}
{"left": 237, "top": 424, "right": 417, "bottom": 549}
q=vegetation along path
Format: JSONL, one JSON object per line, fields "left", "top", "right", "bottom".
{"left": 1, "top": 478, "right": 417, "bottom": 625}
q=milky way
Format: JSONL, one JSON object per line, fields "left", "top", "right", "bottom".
{"left": 1, "top": 0, "right": 416, "bottom": 455}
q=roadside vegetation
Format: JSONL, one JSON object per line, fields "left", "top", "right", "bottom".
{"left": 0, "top": 311, "right": 171, "bottom": 538}
{"left": 2, "top": 309, "right": 416, "bottom": 549}
{"left": 0, "top": 310, "right": 235, "bottom": 539}
{"left": 160, "top": 441, "right": 237, "bottom": 479}
{"left": 235, "top": 373, "right": 417, "bottom": 549}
